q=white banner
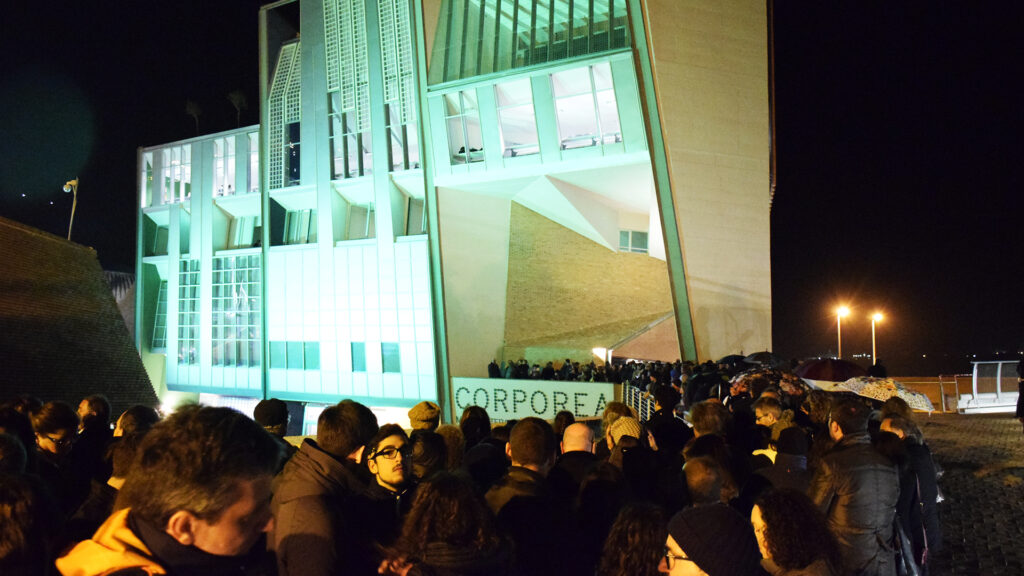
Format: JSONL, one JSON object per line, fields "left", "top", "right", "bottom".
{"left": 451, "top": 378, "right": 617, "bottom": 421}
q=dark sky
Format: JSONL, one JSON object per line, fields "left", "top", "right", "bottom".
{"left": 1, "top": 2, "right": 1020, "bottom": 376}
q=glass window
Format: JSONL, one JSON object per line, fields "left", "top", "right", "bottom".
{"left": 444, "top": 90, "right": 484, "bottom": 164}
{"left": 141, "top": 152, "right": 154, "bottom": 207}
{"left": 287, "top": 342, "right": 303, "bottom": 369}
{"left": 304, "top": 342, "right": 320, "bottom": 370}
{"left": 213, "top": 137, "right": 237, "bottom": 197}
{"left": 248, "top": 132, "right": 260, "bottom": 194}
{"left": 405, "top": 197, "right": 425, "bottom": 236}
{"left": 285, "top": 123, "right": 301, "bottom": 185}
{"left": 270, "top": 342, "right": 287, "bottom": 368}
{"left": 152, "top": 280, "right": 168, "bottom": 350}
{"left": 177, "top": 260, "right": 200, "bottom": 365}
{"left": 382, "top": 343, "right": 401, "bottom": 373}
{"left": 552, "top": 63, "right": 621, "bottom": 150}
{"left": 348, "top": 205, "right": 376, "bottom": 240}
{"left": 619, "top": 230, "right": 649, "bottom": 254}
{"left": 283, "top": 209, "right": 317, "bottom": 245}
{"left": 351, "top": 342, "right": 366, "bottom": 372}
{"left": 211, "top": 255, "right": 261, "bottom": 367}
{"left": 496, "top": 79, "right": 539, "bottom": 158}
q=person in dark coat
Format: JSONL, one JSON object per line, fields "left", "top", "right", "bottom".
{"left": 74, "top": 395, "right": 113, "bottom": 486}
{"left": 254, "top": 398, "right": 297, "bottom": 467}
{"left": 880, "top": 415, "right": 942, "bottom": 575}
{"left": 808, "top": 398, "right": 899, "bottom": 576}
{"left": 362, "top": 424, "right": 414, "bottom": 552}
{"left": 270, "top": 400, "right": 378, "bottom": 576}
{"left": 547, "top": 422, "right": 599, "bottom": 502}
{"left": 30, "top": 401, "right": 82, "bottom": 517}
{"left": 645, "top": 386, "right": 694, "bottom": 456}
{"left": 1016, "top": 359, "right": 1024, "bottom": 432}
{"left": 756, "top": 427, "right": 813, "bottom": 494}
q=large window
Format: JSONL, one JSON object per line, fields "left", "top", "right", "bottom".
{"left": 248, "top": 132, "right": 260, "bottom": 194}
{"left": 351, "top": 342, "right": 366, "bottom": 372}
{"left": 177, "top": 260, "right": 200, "bottom": 365}
{"left": 495, "top": 79, "right": 539, "bottom": 157}
{"left": 269, "top": 341, "right": 319, "bottom": 370}
{"left": 211, "top": 255, "right": 261, "bottom": 367}
{"left": 285, "top": 123, "right": 301, "bottom": 186}
{"left": 382, "top": 343, "right": 401, "bottom": 373}
{"left": 161, "top": 145, "right": 192, "bottom": 204}
{"left": 213, "top": 137, "right": 237, "bottom": 197}
{"left": 619, "top": 230, "right": 648, "bottom": 254}
{"left": 329, "top": 93, "right": 373, "bottom": 179}
{"left": 444, "top": 90, "right": 484, "bottom": 164}
{"left": 227, "top": 216, "right": 261, "bottom": 250}
{"left": 152, "top": 280, "right": 168, "bottom": 350}
{"left": 283, "top": 209, "right": 317, "bottom": 245}
{"left": 551, "top": 62, "right": 621, "bottom": 150}
{"left": 141, "top": 152, "right": 154, "bottom": 207}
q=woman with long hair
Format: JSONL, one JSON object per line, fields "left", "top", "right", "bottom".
{"left": 378, "top": 471, "right": 511, "bottom": 576}
{"left": 751, "top": 489, "right": 843, "bottom": 575}
{"left": 596, "top": 502, "right": 666, "bottom": 576}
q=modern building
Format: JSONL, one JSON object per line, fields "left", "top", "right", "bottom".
{"left": 135, "top": 0, "right": 772, "bottom": 425}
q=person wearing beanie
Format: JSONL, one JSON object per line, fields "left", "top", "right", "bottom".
{"left": 408, "top": 401, "right": 440, "bottom": 431}
{"left": 661, "top": 503, "right": 768, "bottom": 575}
{"left": 254, "top": 398, "right": 297, "bottom": 465}
{"left": 607, "top": 416, "right": 642, "bottom": 448}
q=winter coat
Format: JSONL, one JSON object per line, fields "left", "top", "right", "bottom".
{"left": 402, "top": 540, "right": 513, "bottom": 576}
{"left": 270, "top": 439, "right": 372, "bottom": 576}
{"left": 762, "top": 557, "right": 837, "bottom": 576}
{"left": 808, "top": 432, "right": 899, "bottom": 576}
{"left": 895, "top": 441, "right": 942, "bottom": 565}
{"left": 56, "top": 508, "right": 166, "bottom": 576}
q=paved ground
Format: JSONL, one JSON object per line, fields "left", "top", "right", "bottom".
{"left": 919, "top": 412, "right": 1024, "bottom": 575}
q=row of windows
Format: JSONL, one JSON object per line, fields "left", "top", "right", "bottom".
{"left": 212, "top": 256, "right": 262, "bottom": 368}
{"left": 444, "top": 62, "right": 622, "bottom": 164}
{"left": 141, "top": 133, "right": 259, "bottom": 207}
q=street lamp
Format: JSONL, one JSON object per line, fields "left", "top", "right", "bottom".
{"left": 836, "top": 306, "right": 850, "bottom": 359}
{"left": 63, "top": 178, "right": 79, "bottom": 241}
{"left": 871, "top": 312, "right": 884, "bottom": 366}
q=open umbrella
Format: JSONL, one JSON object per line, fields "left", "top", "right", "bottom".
{"left": 729, "top": 368, "right": 809, "bottom": 398}
{"left": 794, "top": 358, "right": 868, "bottom": 382}
{"left": 841, "top": 377, "right": 935, "bottom": 412}
{"left": 743, "top": 351, "right": 786, "bottom": 368}
{"left": 717, "top": 354, "right": 747, "bottom": 367}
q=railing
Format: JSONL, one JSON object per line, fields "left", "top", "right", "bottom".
{"left": 953, "top": 360, "right": 1021, "bottom": 414}
{"left": 622, "top": 384, "right": 655, "bottom": 422}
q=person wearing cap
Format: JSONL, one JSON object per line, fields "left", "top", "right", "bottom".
{"left": 407, "top": 401, "right": 440, "bottom": 431}
{"left": 606, "top": 416, "right": 642, "bottom": 450}
{"left": 254, "top": 398, "right": 297, "bottom": 465}
{"left": 660, "top": 503, "right": 768, "bottom": 575}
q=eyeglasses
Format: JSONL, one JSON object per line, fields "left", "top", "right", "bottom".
{"left": 43, "top": 434, "right": 75, "bottom": 447}
{"left": 372, "top": 446, "right": 411, "bottom": 461}
{"left": 663, "top": 548, "right": 696, "bottom": 570}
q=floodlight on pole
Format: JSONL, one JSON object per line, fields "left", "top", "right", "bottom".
{"left": 836, "top": 306, "right": 850, "bottom": 359}
{"left": 871, "top": 312, "right": 884, "bottom": 365}
{"left": 62, "top": 178, "right": 79, "bottom": 241}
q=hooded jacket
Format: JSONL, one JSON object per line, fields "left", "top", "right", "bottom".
{"left": 269, "top": 438, "right": 371, "bottom": 576}
{"left": 56, "top": 508, "right": 166, "bottom": 576}
{"left": 808, "top": 431, "right": 898, "bottom": 576}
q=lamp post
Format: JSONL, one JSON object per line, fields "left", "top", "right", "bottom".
{"left": 871, "top": 312, "right": 884, "bottom": 366}
{"left": 836, "top": 306, "right": 850, "bottom": 359}
{"left": 63, "top": 178, "right": 79, "bottom": 241}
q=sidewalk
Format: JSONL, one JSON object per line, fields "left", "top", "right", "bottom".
{"left": 920, "top": 412, "right": 1024, "bottom": 575}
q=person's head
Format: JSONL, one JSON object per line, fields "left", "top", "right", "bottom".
{"left": 366, "top": 424, "right": 411, "bottom": 492}
{"left": 683, "top": 435, "right": 738, "bottom": 502}
{"left": 116, "top": 405, "right": 281, "bottom": 557}
{"left": 774, "top": 427, "right": 809, "bottom": 457}
{"left": 598, "top": 502, "right": 667, "bottom": 576}
{"left": 690, "top": 400, "right": 729, "bottom": 438}
{"left": 408, "top": 401, "right": 441, "bottom": 431}
{"left": 561, "top": 422, "right": 595, "bottom": 454}
{"left": 662, "top": 504, "right": 762, "bottom": 575}
{"left": 108, "top": 434, "right": 144, "bottom": 480}
{"left": 114, "top": 405, "right": 161, "bottom": 439}
{"left": 801, "top": 390, "right": 832, "bottom": 426}
{"left": 880, "top": 397, "right": 913, "bottom": 421}
{"left": 253, "top": 399, "right": 289, "bottom": 437}
{"left": 0, "top": 409, "right": 34, "bottom": 467}
{"left": 828, "top": 397, "right": 871, "bottom": 441}
{"left": 752, "top": 489, "right": 842, "bottom": 573}
{"left": 601, "top": 402, "right": 633, "bottom": 437}
{"left": 30, "top": 402, "right": 79, "bottom": 457}
{"left": 408, "top": 430, "right": 447, "bottom": 481}
{"left": 393, "top": 471, "right": 501, "bottom": 559}
{"left": 608, "top": 416, "right": 642, "bottom": 448}
{"left": 316, "top": 400, "right": 379, "bottom": 462}
{"left": 0, "top": 433, "right": 27, "bottom": 474}
{"left": 654, "top": 386, "right": 681, "bottom": 412}
{"left": 78, "top": 395, "right": 111, "bottom": 431}
{"left": 435, "top": 424, "right": 465, "bottom": 470}
{"left": 459, "top": 406, "right": 491, "bottom": 449}
{"left": 682, "top": 456, "right": 723, "bottom": 505}
{"left": 553, "top": 410, "right": 576, "bottom": 439}
{"left": 880, "top": 414, "right": 923, "bottom": 444}
{"left": 507, "top": 417, "right": 556, "bottom": 474}
{"left": 753, "top": 396, "right": 782, "bottom": 428}
{"left": 0, "top": 473, "right": 48, "bottom": 572}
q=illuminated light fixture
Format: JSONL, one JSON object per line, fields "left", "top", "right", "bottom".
{"left": 870, "top": 312, "right": 883, "bottom": 366}
{"left": 62, "top": 178, "right": 79, "bottom": 241}
{"left": 835, "top": 306, "right": 850, "bottom": 359}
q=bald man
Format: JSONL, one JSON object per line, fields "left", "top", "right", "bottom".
{"left": 548, "top": 423, "right": 599, "bottom": 502}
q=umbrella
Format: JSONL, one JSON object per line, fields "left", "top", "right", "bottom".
{"left": 729, "top": 368, "right": 809, "bottom": 398}
{"left": 841, "top": 377, "right": 935, "bottom": 412}
{"left": 743, "top": 351, "right": 786, "bottom": 368}
{"left": 802, "top": 379, "right": 857, "bottom": 393}
{"left": 794, "top": 358, "right": 868, "bottom": 382}
{"left": 718, "top": 354, "right": 747, "bottom": 366}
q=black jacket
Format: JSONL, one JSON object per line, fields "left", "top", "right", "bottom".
{"left": 894, "top": 440, "right": 942, "bottom": 564}
{"left": 808, "top": 432, "right": 899, "bottom": 576}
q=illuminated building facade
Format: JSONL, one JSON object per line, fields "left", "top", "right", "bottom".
{"left": 135, "top": 0, "right": 772, "bottom": 421}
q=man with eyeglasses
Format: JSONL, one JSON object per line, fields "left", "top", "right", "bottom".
{"left": 361, "top": 424, "right": 413, "bottom": 554}
{"left": 270, "top": 399, "right": 379, "bottom": 576}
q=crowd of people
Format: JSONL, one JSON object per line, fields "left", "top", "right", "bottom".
{"left": 0, "top": 379, "right": 942, "bottom": 576}
{"left": 487, "top": 357, "right": 748, "bottom": 389}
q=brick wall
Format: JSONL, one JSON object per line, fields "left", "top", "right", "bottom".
{"left": 503, "top": 204, "right": 675, "bottom": 360}
{"left": 0, "top": 217, "right": 157, "bottom": 416}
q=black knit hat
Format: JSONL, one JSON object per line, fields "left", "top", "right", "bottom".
{"left": 253, "top": 399, "right": 289, "bottom": 428}
{"left": 667, "top": 504, "right": 763, "bottom": 576}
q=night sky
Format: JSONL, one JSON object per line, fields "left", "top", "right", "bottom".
{"left": 1, "top": 2, "right": 1020, "bottom": 376}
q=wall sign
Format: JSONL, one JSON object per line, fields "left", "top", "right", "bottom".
{"left": 451, "top": 378, "right": 616, "bottom": 421}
